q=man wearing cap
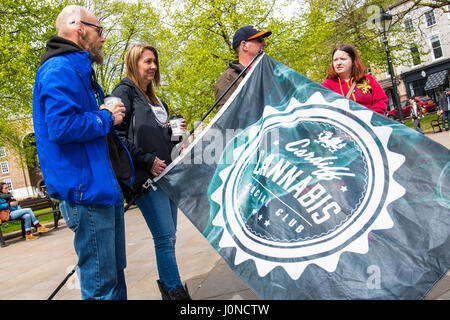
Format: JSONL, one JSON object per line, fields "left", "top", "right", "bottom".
{"left": 438, "top": 88, "right": 450, "bottom": 131}
{"left": 214, "top": 25, "right": 272, "bottom": 111}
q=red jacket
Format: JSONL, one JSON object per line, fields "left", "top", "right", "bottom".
{"left": 321, "top": 74, "right": 388, "bottom": 115}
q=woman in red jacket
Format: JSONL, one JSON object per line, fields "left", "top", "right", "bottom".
{"left": 321, "top": 44, "right": 388, "bottom": 115}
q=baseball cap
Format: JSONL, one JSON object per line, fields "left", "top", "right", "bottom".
{"left": 446, "top": 88, "right": 450, "bottom": 91}
{"left": 232, "top": 25, "right": 272, "bottom": 50}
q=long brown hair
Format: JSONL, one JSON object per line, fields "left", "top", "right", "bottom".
{"left": 326, "top": 44, "right": 367, "bottom": 82}
{"left": 125, "top": 44, "right": 161, "bottom": 105}
{"left": 0, "top": 182, "right": 8, "bottom": 194}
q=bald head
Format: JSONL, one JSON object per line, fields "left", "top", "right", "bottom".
{"left": 56, "top": 5, "right": 93, "bottom": 37}
{"left": 54, "top": 5, "right": 105, "bottom": 64}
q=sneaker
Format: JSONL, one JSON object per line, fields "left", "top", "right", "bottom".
{"left": 37, "top": 226, "right": 50, "bottom": 233}
{"left": 26, "top": 234, "right": 38, "bottom": 241}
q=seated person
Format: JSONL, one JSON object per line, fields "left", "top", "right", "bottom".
{"left": 0, "top": 182, "right": 50, "bottom": 240}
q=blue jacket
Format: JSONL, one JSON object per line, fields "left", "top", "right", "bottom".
{"left": 33, "top": 38, "right": 122, "bottom": 205}
{"left": 0, "top": 198, "right": 18, "bottom": 212}
{"left": 0, "top": 198, "right": 9, "bottom": 211}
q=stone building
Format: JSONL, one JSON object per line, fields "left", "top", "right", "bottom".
{"left": 378, "top": 1, "right": 450, "bottom": 111}
{"left": 0, "top": 132, "right": 43, "bottom": 200}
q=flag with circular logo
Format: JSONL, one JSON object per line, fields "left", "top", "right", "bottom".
{"left": 156, "top": 54, "right": 450, "bottom": 299}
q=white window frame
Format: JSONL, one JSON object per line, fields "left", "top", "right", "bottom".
{"left": 410, "top": 46, "right": 421, "bottom": 65}
{"left": 429, "top": 34, "right": 443, "bottom": 60}
{"left": 3, "top": 179, "right": 12, "bottom": 192}
{"left": 0, "top": 147, "right": 5, "bottom": 158}
{"left": 0, "top": 161, "right": 9, "bottom": 174}
{"left": 424, "top": 10, "right": 436, "bottom": 27}
{"left": 404, "top": 17, "right": 414, "bottom": 33}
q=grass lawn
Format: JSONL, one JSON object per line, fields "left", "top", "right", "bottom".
{"left": 0, "top": 208, "right": 56, "bottom": 235}
{"left": 401, "top": 111, "right": 439, "bottom": 132}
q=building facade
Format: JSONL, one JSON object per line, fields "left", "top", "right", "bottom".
{"left": 0, "top": 133, "right": 42, "bottom": 200}
{"left": 378, "top": 1, "right": 450, "bottom": 111}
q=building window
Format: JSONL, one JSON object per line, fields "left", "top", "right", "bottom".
{"left": 3, "top": 179, "right": 12, "bottom": 192}
{"left": 0, "top": 147, "right": 5, "bottom": 158}
{"left": 1, "top": 161, "right": 9, "bottom": 174}
{"left": 430, "top": 35, "right": 443, "bottom": 59}
{"left": 425, "top": 10, "right": 436, "bottom": 27}
{"left": 410, "top": 46, "right": 421, "bottom": 65}
{"left": 404, "top": 18, "right": 414, "bottom": 33}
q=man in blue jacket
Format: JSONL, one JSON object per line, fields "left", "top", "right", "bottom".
{"left": 33, "top": 5, "right": 130, "bottom": 299}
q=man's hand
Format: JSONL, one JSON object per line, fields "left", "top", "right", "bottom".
{"left": 150, "top": 157, "right": 167, "bottom": 177}
{"left": 100, "top": 102, "right": 126, "bottom": 126}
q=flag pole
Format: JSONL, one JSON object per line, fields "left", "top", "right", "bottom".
{"left": 184, "top": 49, "right": 264, "bottom": 145}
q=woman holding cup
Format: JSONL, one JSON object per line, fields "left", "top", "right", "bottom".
{"left": 111, "top": 44, "right": 189, "bottom": 300}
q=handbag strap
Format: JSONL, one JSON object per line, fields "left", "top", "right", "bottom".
{"left": 346, "top": 81, "right": 357, "bottom": 99}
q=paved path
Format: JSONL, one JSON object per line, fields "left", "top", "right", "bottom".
{"left": 0, "top": 208, "right": 256, "bottom": 300}
{"left": 0, "top": 129, "right": 448, "bottom": 300}
{"left": 426, "top": 127, "right": 450, "bottom": 148}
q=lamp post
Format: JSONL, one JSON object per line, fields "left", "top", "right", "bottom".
{"left": 374, "top": 7, "right": 404, "bottom": 122}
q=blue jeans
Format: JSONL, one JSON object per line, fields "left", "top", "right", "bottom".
{"left": 136, "top": 186, "right": 182, "bottom": 292}
{"left": 9, "top": 208, "right": 39, "bottom": 231}
{"left": 59, "top": 198, "right": 127, "bottom": 300}
{"left": 414, "top": 118, "right": 423, "bottom": 134}
{"left": 443, "top": 110, "right": 449, "bottom": 129}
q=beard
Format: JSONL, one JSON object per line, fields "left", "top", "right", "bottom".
{"left": 89, "top": 44, "right": 104, "bottom": 65}
{"left": 81, "top": 33, "right": 104, "bottom": 65}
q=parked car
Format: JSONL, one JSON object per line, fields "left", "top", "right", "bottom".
{"left": 387, "top": 100, "right": 411, "bottom": 120}
{"left": 414, "top": 96, "right": 436, "bottom": 114}
{"left": 386, "top": 96, "right": 437, "bottom": 120}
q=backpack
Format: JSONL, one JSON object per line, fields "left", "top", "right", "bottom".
{"left": 0, "top": 209, "right": 10, "bottom": 223}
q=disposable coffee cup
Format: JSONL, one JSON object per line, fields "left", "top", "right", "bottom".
{"left": 104, "top": 96, "right": 122, "bottom": 106}
{"left": 170, "top": 115, "right": 185, "bottom": 141}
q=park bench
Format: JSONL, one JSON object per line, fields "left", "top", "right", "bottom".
{"left": 0, "top": 195, "right": 61, "bottom": 247}
{"left": 430, "top": 113, "right": 443, "bottom": 134}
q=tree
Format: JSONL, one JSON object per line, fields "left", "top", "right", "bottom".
{"left": 0, "top": 0, "right": 66, "bottom": 167}
{"left": 157, "top": 0, "right": 288, "bottom": 127}
{"left": 79, "top": 0, "right": 167, "bottom": 94}
{"left": 405, "top": 0, "right": 449, "bottom": 12}
{"left": 152, "top": 0, "right": 423, "bottom": 126}
{"left": 2, "top": 0, "right": 443, "bottom": 145}
{"left": 270, "top": 0, "right": 426, "bottom": 83}
{"left": 0, "top": 0, "right": 65, "bottom": 119}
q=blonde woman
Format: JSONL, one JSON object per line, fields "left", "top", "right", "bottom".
{"left": 112, "top": 44, "right": 189, "bottom": 300}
